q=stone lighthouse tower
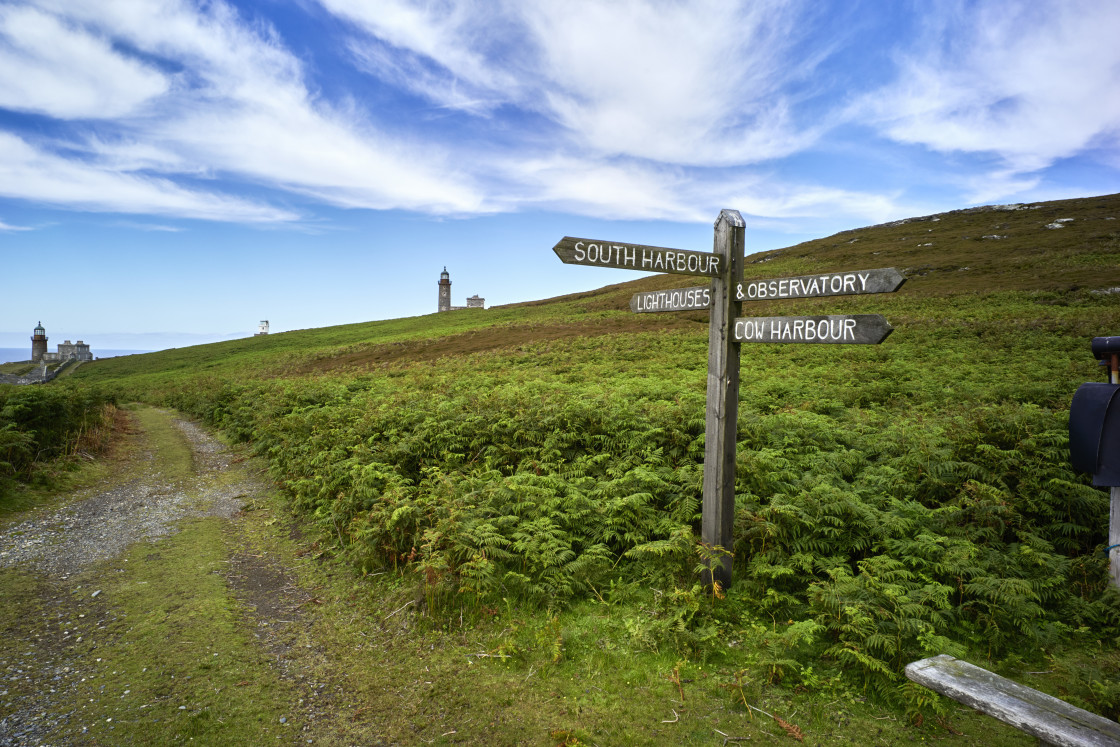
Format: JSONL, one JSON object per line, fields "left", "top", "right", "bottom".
{"left": 438, "top": 267, "right": 451, "bottom": 312}
{"left": 31, "top": 321, "right": 48, "bottom": 363}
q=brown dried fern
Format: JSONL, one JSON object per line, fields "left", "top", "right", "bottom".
{"left": 774, "top": 715, "right": 804, "bottom": 742}
{"left": 745, "top": 704, "right": 805, "bottom": 742}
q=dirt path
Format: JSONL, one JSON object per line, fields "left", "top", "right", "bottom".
{"left": 0, "top": 406, "right": 335, "bottom": 745}
{"left": 0, "top": 406, "right": 975, "bottom": 746}
{"left": 0, "top": 405, "right": 551, "bottom": 746}
{"left": 0, "top": 413, "right": 244, "bottom": 578}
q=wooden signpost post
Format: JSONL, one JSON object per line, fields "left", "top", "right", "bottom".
{"left": 700, "top": 213, "right": 744, "bottom": 588}
{"left": 552, "top": 212, "right": 905, "bottom": 589}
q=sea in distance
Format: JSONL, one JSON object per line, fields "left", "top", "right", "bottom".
{"left": 0, "top": 348, "right": 151, "bottom": 365}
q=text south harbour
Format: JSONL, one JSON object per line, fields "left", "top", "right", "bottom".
{"left": 572, "top": 241, "right": 721, "bottom": 275}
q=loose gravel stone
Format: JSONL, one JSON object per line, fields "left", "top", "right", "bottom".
{"left": 0, "top": 412, "right": 249, "bottom": 746}
{"left": 0, "top": 417, "right": 246, "bottom": 577}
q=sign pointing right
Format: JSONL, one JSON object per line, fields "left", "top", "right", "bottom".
{"left": 737, "top": 267, "right": 904, "bottom": 302}
{"left": 734, "top": 315, "right": 893, "bottom": 345}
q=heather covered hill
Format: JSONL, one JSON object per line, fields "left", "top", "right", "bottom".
{"left": 45, "top": 193, "right": 1120, "bottom": 727}
{"left": 69, "top": 193, "right": 1120, "bottom": 384}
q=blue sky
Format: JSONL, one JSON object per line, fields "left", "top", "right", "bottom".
{"left": 2, "top": 0, "right": 1119, "bottom": 352}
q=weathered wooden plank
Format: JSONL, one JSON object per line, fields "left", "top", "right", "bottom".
{"left": 906, "top": 655, "right": 1120, "bottom": 747}
{"left": 1111, "top": 486, "right": 1120, "bottom": 589}
{"left": 733, "top": 315, "right": 893, "bottom": 344}
{"left": 552, "top": 237, "right": 722, "bottom": 277}
{"left": 629, "top": 285, "right": 712, "bottom": 313}
{"left": 701, "top": 210, "right": 744, "bottom": 590}
{"left": 736, "top": 268, "right": 904, "bottom": 301}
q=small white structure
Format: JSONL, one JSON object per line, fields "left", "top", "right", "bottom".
{"left": 256, "top": 320, "right": 270, "bottom": 336}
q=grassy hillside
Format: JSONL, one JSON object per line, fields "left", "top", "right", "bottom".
{"left": 52, "top": 193, "right": 1120, "bottom": 720}
{"left": 74, "top": 193, "right": 1120, "bottom": 386}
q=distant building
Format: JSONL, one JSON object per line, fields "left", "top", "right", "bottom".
{"left": 31, "top": 322, "right": 47, "bottom": 363}
{"left": 438, "top": 267, "right": 452, "bottom": 312}
{"left": 29, "top": 323, "right": 93, "bottom": 363}
{"left": 45, "top": 340, "right": 93, "bottom": 362}
{"left": 437, "top": 268, "right": 485, "bottom": 311}
{"left": 256, "top": 320, "right": 270, "bottom": 336}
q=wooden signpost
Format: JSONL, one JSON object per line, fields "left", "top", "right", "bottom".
{"left": 552, "top": 213, "right": 904, "bottom": 589}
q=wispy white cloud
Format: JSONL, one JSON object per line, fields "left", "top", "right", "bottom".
{"left": 334, "top": 0, "right": 523, "bottom": 115}
{"left": 2, "top": 0, "right": 1114, "bottom": 230}
{"left": 499, "top": 156, "right": 706, "bottom": 221}
{"left": 490, "top": 151, "right": 911, "bottom": 227}
{"left": 0, "top": 4, "right": 168, "bottom": 118}
{"left": 725, "top": 184, "right": 907, "bottom": 226}
{"left": 3, "top": 0, "right": 486, "bottom": 220}
{"left": 158, "top": 105, "right": 486, "bottom": 214}
{"left": 0, "top": 132, "right": 297, "bottom": 222}
{"left": 863, "top": 0, "right": 1120, "bottom": 191}
{"left": 960, "top": 170, "right": 1042, "bottom": 206}
{"left": 84, "top": 138, "right": 193, "bottom": 174}
{"left": 0, "top": 0, "right": 852, "bottom": 225}
{"left": 345, "top": 38, "right": 505, "bottom": 116}
{"left": 519, "top": 0, "right": 821, "bottom": 166}
{"left": 327, "top": 0, "right": 825, "bottom": 166}
{"left": 319, "top": 0, "right": 931, "bottom": 225}
{"left": 113, "top": 221, "right": 185, "bottom": 232}
{"left": 0, "top": 217, "right": 33, "bottom": 231}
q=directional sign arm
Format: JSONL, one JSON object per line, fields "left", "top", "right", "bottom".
{"left": 553, "top": 236, "right": 722, "bottom": 277}
{"left": 733, "top": 315, "right": 893, "bottom": 344}
{"left": 736, "top": 268, "right": 905, "bottom": 301}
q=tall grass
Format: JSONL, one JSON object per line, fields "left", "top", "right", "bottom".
{"left": 0, "top": 385, "right": 117, "bottom": 502}
{"left": 63, "top": 193, "right": 1120, "bottom": 712}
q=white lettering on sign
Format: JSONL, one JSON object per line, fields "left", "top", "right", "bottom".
{"left": 734, "top": 319, "right": 767, "bottom": 340}
{"left": 557, "top": 238, "right": 722, "bottom": 277}
{"left": 737, "top": 271, "right": 875, "bottom": 300}
{"left": 734, "top": 269, "right": 909, "bottom": 302}
{"left": 633, "top": 287, "right": 711, "bottom": 312}
{"left": 571, "top": 242, "right": 720, "bottom": 275}
{"left": 734, "top": 318, "right": 858, "bottom": 342}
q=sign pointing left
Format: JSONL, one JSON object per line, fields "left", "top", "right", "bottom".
{"left": 630, "top": 286, "right": 712, "bottom": 313}
{"left": 552, "top": 237, "right": 722, "bottom": 277}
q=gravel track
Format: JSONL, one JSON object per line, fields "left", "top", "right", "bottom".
{"left": 0, "top": 416, "right": 246, "bottom": 577}
{"left": 0, "top": 411, "right": 253, "bottom": 746}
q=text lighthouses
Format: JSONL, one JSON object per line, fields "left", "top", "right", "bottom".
{"left": 31, "top": 322, "right": 47, "bottom": 363}
{"left": 438, "top": 267, "right": 451, "bottom": 312}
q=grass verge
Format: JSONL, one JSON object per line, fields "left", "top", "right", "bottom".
{"left": 60, "top": 516, "right": 302, "bottom": 745}
{"left": 0, "top": 404, "right": 130, "bottom": 519}
{"left": 0, "top": 408, "right": 1056, "bottom": 745}
{"left": 220, "top": 484, "right": 1041, "bottom": 746}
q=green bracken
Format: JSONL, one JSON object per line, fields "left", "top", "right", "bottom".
{"left": 8, "top": 192, "right": 1120, "bottom": 728}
